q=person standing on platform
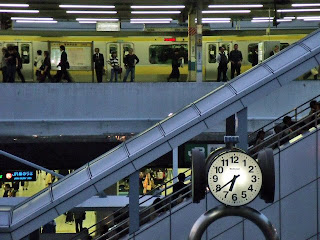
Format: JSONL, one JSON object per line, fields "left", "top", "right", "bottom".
{"left": 6, "top": 46, "right": 18, "bottom": 83}
{"left": 252, "top": 46, "right": 259, "bottom": 67}
{"left": 229, "top": 44, "right": 243, "bottom": 79}
{"left": 216, "top": 46, "right": 228, "bottom": 82}
{"left": 73, "top": 210, "right": 86, "bottom": 233}
{"left": 34, "top": 50, "right": 44, "bottom": 80}
{"left": 1, "top": 47, "right": 8, "bottom": 82}
{"left": 167, "top": 49, "right": 182, "bottom": 82}
{"left": 14, "top": 46, "right": 25, "bottom": 83}
{"left": 270, "top": 45, "right": 280, "bottom": 57}
{"left": 56, "top": 45, "right": 72, "bottom": 83}
{"left": 123, "top": 48, "right": 139, "bottom": 82}
{"left": 108, "top": 52, "right": 119, "bottom": 82}
{"left": 3, "top": 183, "right": 12, "bottom": 197}
{"left": 93, "top": 48, "right": 104, "bottom": 83}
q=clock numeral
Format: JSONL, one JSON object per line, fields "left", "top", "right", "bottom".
{"left": 216, "top": 185, "right": 221, "bottom": 192}
{"left": 221, "top": 159, "right": 228, "bottom": 166}
{"left": 248, "top": 166, "right": 254, "bottom": 173}
{"left": 223, "top": 191, "right": 229, "bottom": 198}
{"left": 251, "top": 175, "right": 257, "bottom": 182}
{"left": 230, "top": 156, "right": 239, "bottom": 163}
{"left": 232, "top": 194, "right": 237, "bottom": 201}
{"left": 213, "top": 175, "right": 218, "bottom": 182}
{"left": 241, "top": 191, "right": 247, "bottom": 198}
{"left": 248, "top": 185, "right": 253, "bottom": 192}
{"left": 215, "top": 166, "right": 223, "bottom": 173}
{"left": 243, "top": 160, "right": 246, "bottom": 166}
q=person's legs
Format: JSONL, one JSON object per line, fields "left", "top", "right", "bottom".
{"left": 123, "top": 68, "right": 131, "bottom": 82}
{"left": 96, "top": 68, "right": 102, "bottom": 83}
{"left": 231, "top": 63, "right": 235, "bottom": 79}
{"left": 130, "top": 67, "right": 135, "bottom": 82}
{"left": 236, "top": 64, "right": 241, "bottom": 76}
{"left": 110, "top": 68, "right": 114, "bottom": 82}
{"left": 2, "top": 67, "right": 7, "bottom": 82}
{"left": 115, "top": 71, "right": 118, "bottom": 82}
{"left": 62, "top": 68, "right": 72, "bottom": 82}
{"left": 217, "top": 67, "right": 222, "bottom": 82}
{"left": 16, "top": 68, "right": 25, "bottom": 82}
{"left": 7, "top": 66, "right": 15, "bottom": 83}
{"left": 75, "top": 219, "right": 80, "bottom": 233}
{"left": 222, "top": 68, "right": 227, "bottom": 82}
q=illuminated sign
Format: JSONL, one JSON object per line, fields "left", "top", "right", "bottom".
{"left": 0, "top": 170, "right": 36, "bottom": 181}
{"left": 96, "top": 22, "right": 120, "bottom": 32}
{"left": 164, "top": 38, "right": 176, "bottom": 42}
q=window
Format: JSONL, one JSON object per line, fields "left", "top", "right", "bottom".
{"left": 149, "top": 44, "right": 188, "bottom": 64}
{"left": 280, "top": 43, "right": 289, "bottom": 51}
{"left": 20, "top": 44, "right": 30, "bottom": 64}
{"left": 208, "top": 44, "right": 216, "bottom": 63}
{"left": 247, "top": 43, "right": 258, "bottom": 63}
{"left": 108, "top": 43, "right": 118, "bottom": 58}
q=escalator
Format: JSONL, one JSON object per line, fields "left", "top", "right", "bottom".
{"left": 1, "top": 29, "right": 320, "bottom": 240}
{"left": 73, "top": 97, "right": 320, "bottom": 240}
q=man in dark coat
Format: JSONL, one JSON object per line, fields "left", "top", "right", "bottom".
{"left": 229, "top": 43, "right": 243, "bottom": 79}
{"left": 93, "top": 48, "right": 104, "bottom": 83}
{"left": 56, "top": 45, "right": 72, "bottom": 82}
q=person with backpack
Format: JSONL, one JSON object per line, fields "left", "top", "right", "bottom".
{"left": 216, "top": 46, "right": 228, "bottom": 82}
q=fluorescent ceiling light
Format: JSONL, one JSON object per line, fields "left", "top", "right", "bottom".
{"left": 202, "top": 17, "right": 231, "bottom": 20}
{"left": 78, "top": 21, "right": 97, "bottom": 23}
{"left": 131, "top": 11, "right": 181, "bottom": 14}
{"left": 67, "top": 11, "right": 117, "bottom": 14}
{"left": 76, "top": 18, "right": 119, "bottom": 21}
{"left": 292, "top": 3, "right": 320, "bottom": 7}
{"left": 303, "top": 18, "right": 320, "bottom": 21}
{"left": 278, "top": 9, "right": 320, "bottom": 12}
{"left": 0, "top": 4, "right": 29, "bottom": 7}
{"left": 251, "top": 19, "right": 292, "bottom": 23}
{"left": 131, "top": 5, "right": 185, "bottom": 9}
{"left": 130, "top": 18, "right": 173, "bottom": 21}
{"left": 297, "top": 16, "right": 320, "bottom": 19}
{"left": 60, "top": 5, "right": 115, "bottom": 8}
{"left": 16, "top": 20, "right": 58, "bottom": 23}
{"left": 202, "top": 10, "right": 251, "bottom": 13}
{"left": 11, "top": 17, "right": 54, "bottom": 20}
{"left": 209, "top": 4, "right": 263, "bottom": 8}
{"left": 0, "top": 9, "right": 39, "bottom": 13}
{"left": 130, "top": 21, "right": 171, "bottom": 23}
{"left": 284, "top": 16, "right": 296, "bottom": 19}
{"left": 252, "top": 17, "right": 273, "bottom": 20}
{"left": 202, "top": 20, "right": 231, "bottom": 23}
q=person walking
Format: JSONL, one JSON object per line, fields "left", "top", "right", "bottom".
{"left": 73, "top": 210, "right": 86, "bottom": 233}
{"left": 123, "top": 48, "right": 139, "bottom": 82}
{"left": 6, "top": 46, "right": 18, "bottom": 83}
{"left": 1, "top": 47, "right": 8, "bottom": 82}
{"left": 56, "top": 45, "right": 72, "bottom": 82}
{"left": 34, "top": 50, "right": 44, "bottom": 81}
{"left": 229, "top": 44, "right": 243, "bottom": 79}
{"left": 216, "top": 46, "right": 228, "bottom": 82}
{"left": 93, "top": 48, "right": 104, "bottom": 83}
{"left": 14, "top": 46, "right": 25, "bottom": 82}
{"left": 108, "top": 52, "right": 119, "bottom": 82}
{"left": 39, "top": 51, "right": 53, "bottom": 82}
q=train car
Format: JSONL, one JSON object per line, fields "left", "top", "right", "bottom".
{"left": 0, "top": 33, "right": 306, "bottom": 83}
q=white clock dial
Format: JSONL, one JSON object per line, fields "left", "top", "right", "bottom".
{"left": 207, "top": 151, "right": 262, "bottom": 206}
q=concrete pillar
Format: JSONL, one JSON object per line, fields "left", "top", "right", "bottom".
{"left": 188, "top": 12, "right": 196, "bottom": 82}
{"left": 236, "top": 108, "right": 248, "bottom": 152}
{"left": 173, "top": 148, "right": 179, "bottom": 183}
{"left": 196, "top": 1, "right": 203, "bottom": 82}
{"left": 129, "top": 171, "right": 139, "bottom": 234}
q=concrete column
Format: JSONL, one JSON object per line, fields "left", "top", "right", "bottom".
{"left": 196, "top": 1, "right": 203, "bottom": 82}
{"left": 173, "top": 148, "right": 179, "bottom": 183}
{"left": 188, "top": 12, "right": 196, "bottom": 82}
{"left": 236, "top": 108, "right": 248, "bottom": 152}
{"left": 129, "top": 171, "right": 139, "bottom": 234}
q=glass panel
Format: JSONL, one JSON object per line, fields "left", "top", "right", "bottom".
{"left": 108, "top": 44, "right": 118, "bottom": 58}
{"left": 220, "top": 43, "right": 230, "bottom": 56}
{"left": 248, "top": 43, "right": 258, "bottom": 63}
{"left": 123, "top": 44, "right": 132, "bottom": 57}
{"left": 149, "top": 44, "right": 188, "bottom": 64}
{"left": 208, "top": 44, "right": 216, "bottom": 63}
{"left": 20, "top": 44, "right": 30, "bottom": 64}
{"left": 280, "top": 43, "right": 290, "bottom": 51}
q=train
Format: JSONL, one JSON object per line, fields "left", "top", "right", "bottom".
{"left": 0, "top": 33, "right": 309, "bottom": 83}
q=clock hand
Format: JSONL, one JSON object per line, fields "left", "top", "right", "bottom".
{"left": 229, "top": 175, "right": 240, "bottom": 192}
{"left": 216, "top": 175, "right": 237, "bottom": 192}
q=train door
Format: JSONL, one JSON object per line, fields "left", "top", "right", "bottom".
{"left": 4, "top": 42, "right": 33, "bottom": 81}
{"left": 106, "top": 42, "right": 134, "bottom": 81}
{"left": 205, "top": 42, "right": 232, "bottom": 81}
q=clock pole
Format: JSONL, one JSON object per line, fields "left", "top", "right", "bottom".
{"left": 188, "top": 205, "right": 279, "bottom": 240}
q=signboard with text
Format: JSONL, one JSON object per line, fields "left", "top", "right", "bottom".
{"left": 0, "top": 170, "right": 36, "bottom": 182}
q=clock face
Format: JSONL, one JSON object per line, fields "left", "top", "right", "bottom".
{"left": 207, "top": 151, "right": 262, "bottom": 206}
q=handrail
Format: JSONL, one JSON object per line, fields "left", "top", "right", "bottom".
{"left": 0, "top": 150, "right": 64, "bottom": 179}
{"left": 248, "top": 93, "right": 320, "bottom": 140}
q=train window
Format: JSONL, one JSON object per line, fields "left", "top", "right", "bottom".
{"left": 208, "top": 44, "right": 216, "bottom": 63}
{"left": 123, "top": 44, "right": 132, "bottom": 57}
{"left": 149, "top": 44, "right": 188, "bottom": 64}
{"left": 280, "top": 43, "right": 289, "bottom": 50}
{"left": 109, "top": 43, "right": 118, "bottom": 58}
{"left": 20, "top": 44, "right": 30, "bottom": 64}
{"left": 248, "top": 43, "right": 258, "bottom": 63}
